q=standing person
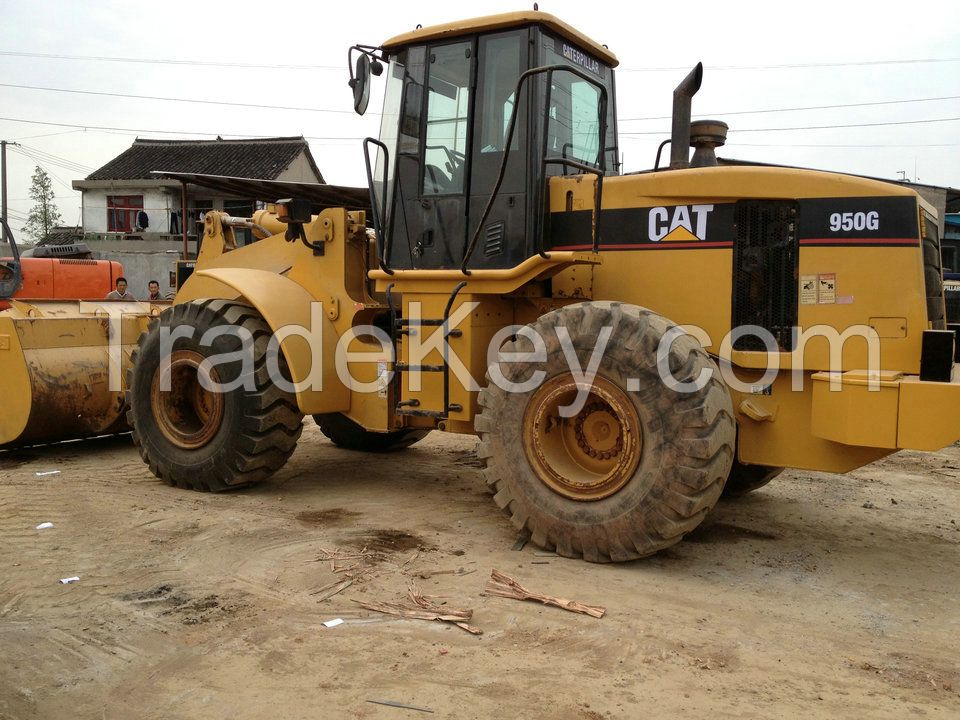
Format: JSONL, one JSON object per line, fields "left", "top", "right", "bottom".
{"left": 105, "top": 277, "right": 136, "bottom": 301}
{"left": 146, "top": 280, "right": 163, "bottom": 301}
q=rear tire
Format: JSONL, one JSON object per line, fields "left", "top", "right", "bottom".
{"left": 127, "top": 300, "right": 303, "bottom": 492}
{"left": 314, "top": 413, "right": 430, "bottom": 452}
{"left": 722, "top": 460, "right": 783, "bottom": 497}
{"left": 475, "top": 301, "right": 735, "bottom": 562}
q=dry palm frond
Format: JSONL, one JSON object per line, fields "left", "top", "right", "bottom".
{"left": 484, "top": 570, "right": 605, "bottom": 618}
{"left": 354, "top": 583, "right": 481, "bottom": 635}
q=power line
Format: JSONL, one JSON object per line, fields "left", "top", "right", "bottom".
{"left": 11, "top": 146, "right": 79, "bottom": 192}
{"left": 7, "top": 129, "right": 86, "bottom": 141}
{"left": 619, "top": 57, "right": 960, "bottom": 72}
{"left": 620, "top": 116, "right": 960, "bottom": 136}
{"left": 0, "top": 82, "right": 368, "bottom": 115}
{"left": 6, "top": 194, "right": 78, "bottom": 201}
{"left": 6, "top": 81, "right": 953, "bottom": 124}
{"left": 0, "top": 115, "right": 364, "bottom": 141}
{"left": 619, "top": 95, "right": 960, "bottom": 122}
{"left": 3, "top": 48, "right": 957, "bottom": 73}
{"left": 16, "top": 143, "right": 92, "bottom": 173}
{"left": 0, "top": 49, "right": 339, "bottom": 70}
{"left": 17, "top": 143, "right": 92, "bottom": 169}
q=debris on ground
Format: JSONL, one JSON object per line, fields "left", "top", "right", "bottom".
{"left": 322, "top": 618, "right": 344, "bottom": 628}
{"left": 58, "top": 576, "right": 80, "bottom": 585}
{"left": 35, "top": 470, "right": 60, "bottom": 477}
{"left": 366, "top": 699, "right": 434, "bottom": 713}
{"left": 355, "top": 584, "right": 481, "bottom": 635}
{"left": 484, "top": 569, "right": 605, "bottom": 618}
{"left": 35, "top": 522, "right": 53, "bottom": 530}
{"left": 310, "top": 579, "right": 353, "bottom": 602}
{"left": 404, "top": 567, "right": 476, "bottom": 579}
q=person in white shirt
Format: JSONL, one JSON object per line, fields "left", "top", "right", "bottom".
{"left": 105, "top": 277, "right": 136, "bottom": 301}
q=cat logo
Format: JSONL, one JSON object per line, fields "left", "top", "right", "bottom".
{"left": 648, "top": 204, "right": 714, "bottom": 242}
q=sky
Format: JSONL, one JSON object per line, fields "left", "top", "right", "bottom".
{"left": 0, "top": 0, "right": 957, "bottom": 234}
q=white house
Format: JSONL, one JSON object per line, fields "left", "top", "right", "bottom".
{"left": 70, "top": 136, "right": 324, "bottom": 297}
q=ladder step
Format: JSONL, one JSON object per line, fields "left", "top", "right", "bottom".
{"left": 395, "top": 363, "right": 444, "bottom": 373}
{"left": 396, "top": 408, "right": 446, "bottom": 418}
{"left": 398, "top": 318, "right": 445, "bottom": 327}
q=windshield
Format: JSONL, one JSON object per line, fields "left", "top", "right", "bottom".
{"left": 373, "top": 56, "right": 405, "bottom": 236}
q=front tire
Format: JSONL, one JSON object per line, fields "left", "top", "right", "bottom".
{"left": 127, "top": 300, "right": 303, "bottom": 492}
{"left": 476, "top": 302, "right": 735, "bottom": 562}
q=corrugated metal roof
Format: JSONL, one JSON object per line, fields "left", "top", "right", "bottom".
{"left": 150, "top": 172, "right": 371, "bottom": 213}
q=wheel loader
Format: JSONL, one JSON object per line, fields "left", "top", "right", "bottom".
{"left": 0, "top": 219, "right": 163, "bottom": 447}
{"left": 13, "top": 10, "right": 960, "bottom": 562}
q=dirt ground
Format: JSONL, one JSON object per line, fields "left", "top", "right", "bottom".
{"left": 1, "top": 424, "right": 958, "bottom": 719}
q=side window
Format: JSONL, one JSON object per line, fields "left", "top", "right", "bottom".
{"left": 540, "top": 32, "right": 617, "bottom": 173}
{"left": 546, "top": 74, "right": 602, "bottom": 168}
{"left": 569, "top": 81, "right": 601, "bottom": 164}
{"left": 423, "top": 41, "right": 471, "bottom": 195}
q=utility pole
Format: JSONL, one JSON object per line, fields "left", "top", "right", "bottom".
{"left": 1, "top": 140, "right": 7, "bottom": 231}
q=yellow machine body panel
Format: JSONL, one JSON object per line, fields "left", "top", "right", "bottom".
{"left": 0, "top": 300, "right": 159, "bottom": 447}
{"left": 175, "top": 209, "right": 382, "bottom": 420}
{"left": 551, "top": 167, "right": 929, "bottom": 372}
{"left": 544, "top": 167, "right": 951, "bottom": 467}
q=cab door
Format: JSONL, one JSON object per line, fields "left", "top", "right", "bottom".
{"left": 389, "top": 40, "right": 473, "bottom": 269}
{"left": 466, "top": 30, "right": 530, "bottom": 270}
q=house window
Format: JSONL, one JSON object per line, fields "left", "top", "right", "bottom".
{"left": 107, "top": 195, "right": 144, "bottom": 233}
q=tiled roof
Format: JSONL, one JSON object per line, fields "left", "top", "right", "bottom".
{"left": 37, "top": 225, "right": 84, "bottom": 247}
{"left": 85, "top": 137, "right": 323, "bottom": 182}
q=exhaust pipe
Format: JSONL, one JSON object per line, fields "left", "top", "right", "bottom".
{"left": 669, "top": 62, "right": 703, "bottom": 170}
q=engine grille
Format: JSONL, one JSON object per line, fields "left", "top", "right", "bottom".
{"left": 921, "top": 210, "right": 946, "bottom": 329}
{"left": 732, "top": 200, "right": 799, "bottom": 351}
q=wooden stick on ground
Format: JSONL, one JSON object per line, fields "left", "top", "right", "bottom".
{"left": 484, "top": 569, "right": 605, "bottom": 618}
{"left": 353, "top": 584, "right": 482, "bottom": 635}
{"left": 310, "top": 578, "right": 353, "bottom": 602}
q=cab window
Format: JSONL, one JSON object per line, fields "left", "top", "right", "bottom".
{"left": 422, "top": 41, "right": 471, "bottom": 195}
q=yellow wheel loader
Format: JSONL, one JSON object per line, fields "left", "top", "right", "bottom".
{"left": 122, "top": 11, "right": 960, "bottom": 561}
{"left": 0, "top": 219, "right": 162, "bottom": 448}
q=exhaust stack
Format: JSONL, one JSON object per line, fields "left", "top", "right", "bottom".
{"left": 669, "top": 63, "right": 703, "bottom": 170}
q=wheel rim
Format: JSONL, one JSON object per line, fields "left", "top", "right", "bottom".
{"left": 522, "top": 374, "right": 642, "bottom": 501}
{"left": 151, "top": 349, "right": 225, "bottom": 449}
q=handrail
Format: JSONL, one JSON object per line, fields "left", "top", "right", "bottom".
{"left": 363, "top": 137, "right": 394, "bottom": 274}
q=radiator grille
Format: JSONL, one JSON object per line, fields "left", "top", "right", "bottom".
{"left": 732, "top": 200, "right": 799, "bottom": 351}
{"left": 921, "top": 210, "right": 946, "bottom": 329}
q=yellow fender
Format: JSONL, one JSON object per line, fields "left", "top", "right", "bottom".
{"left": 175, "top": 267, "right": 350, "bottom": 415}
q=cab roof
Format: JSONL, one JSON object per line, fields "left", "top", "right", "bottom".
{"left": 381, "top": 10, "right": 618, "bottom": 68}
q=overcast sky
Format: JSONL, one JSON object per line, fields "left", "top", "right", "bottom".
{"left": 1, "top": 0, "right": 957, "bottom": 232}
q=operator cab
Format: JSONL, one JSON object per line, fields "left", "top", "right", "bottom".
{"left": 351, "top": 11, "right": 618, "bottom": 272}
{"left": 0, "top": 218, "right": 23, "bottom": 299}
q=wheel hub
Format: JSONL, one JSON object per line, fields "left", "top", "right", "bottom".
{"left": 574, "top": 403, "right": 624, "bottom": 461}
{"left": 522, "top": 375, "right": 642, "bottom": 501}
{"left": 150, "top": 349, "right": 225, "bottom": 449}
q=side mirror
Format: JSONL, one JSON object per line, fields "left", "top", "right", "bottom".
{"left": 350, "top": 54, "right": 372, "bottom": 116}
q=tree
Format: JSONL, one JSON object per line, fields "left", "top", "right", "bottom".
{"left": 22, "top": 166, "right": 62, "bottom": 243}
